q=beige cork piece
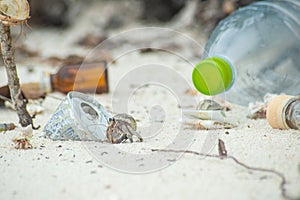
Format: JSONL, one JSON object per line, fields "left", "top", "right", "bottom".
{"left": 266, "top": 95, "right": 294, "bottom": 129}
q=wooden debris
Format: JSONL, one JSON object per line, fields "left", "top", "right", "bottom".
{"left": 45, "top": 52, "right": 114, "bottom": 67}
{"left": 0, "top": 7, "right": 33, "bottom": 127}
{"left": 15, "top": 44, "right": 40, "bottom": 58}
{"left": 218, "top": 139, "right": 227, "bottom": 158}
{"left": 0, "top": 83, "right": 46, "bottom": 106}
{"left": 0, "top": 0, "right": 35, "bottom": 126}
{"left": 151, "top": 148, "right": 291, "bottom": 200}
{"left": 77, "top": 33, "right": 107, "bottom": 47}
{"left": 45, "top": 54, "right": 85, "bottom": 66}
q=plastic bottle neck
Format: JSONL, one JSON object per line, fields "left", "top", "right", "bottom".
{"left": 192, "top": 57, "right": 234, "bottom": 96}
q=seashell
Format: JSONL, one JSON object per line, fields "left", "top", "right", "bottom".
{"left": 113, "top": 113, "right": 137, "bottom": 131}
{"left": 197, "top": 99, "right": 224, "bottom": 110}
{"left": 0, "top": 0, "right": 30, "bottom": 24}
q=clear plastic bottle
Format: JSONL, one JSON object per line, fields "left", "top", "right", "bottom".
{"left": 192, "top": 0, "right": 300, "bottom": 105}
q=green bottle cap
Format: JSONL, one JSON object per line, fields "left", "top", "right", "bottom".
{"left": 192, "top": 57, "right": 234, "bottom": 96}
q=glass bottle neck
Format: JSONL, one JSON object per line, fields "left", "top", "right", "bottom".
{"left": 285, "top": 98, "right": 300, "bottom": 130}
{"left": 40, "top": 71, "right": 52, "bottom": 93}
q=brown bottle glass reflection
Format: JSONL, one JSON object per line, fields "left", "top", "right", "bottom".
{"left": 50, "top": 62, "right": 109, "bottom": 94}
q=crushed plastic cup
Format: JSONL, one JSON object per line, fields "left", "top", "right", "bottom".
{"left": 44, "top": 91, "right": 111, "bottom": 141}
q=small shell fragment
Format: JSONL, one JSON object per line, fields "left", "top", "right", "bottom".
{"left": 197, "top": 99, "right": 231, "bottom": 111}
{"left": 113, "top": 113, "right": 137, "bottom": 131}
{"left": 197, "top": 99, "right": 224, "bottom": 110}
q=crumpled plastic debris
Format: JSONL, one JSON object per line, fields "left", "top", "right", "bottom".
{"left": 44, "top": 91, "right": 111, "bottom": 141}
{"left": 197, "top": 99, "right": 230, "bottom": 111}
{"left": 183, "top": 99, "right": 236, "bottom": 130}
{"left": 185, "top": 120, "right": 236, "bottom": 130}
{"left": 247, "top": 93, "right": 279, "bottom": 119}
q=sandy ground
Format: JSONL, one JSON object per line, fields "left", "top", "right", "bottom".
{"left": 0, "top": 1, "right": 300, "bottom": 200}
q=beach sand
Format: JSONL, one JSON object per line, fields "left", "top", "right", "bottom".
{"left": 0, "top": 1, "right": 299, "bottom": 199}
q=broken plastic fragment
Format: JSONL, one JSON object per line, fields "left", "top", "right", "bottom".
{"left": 185, "top": 120, "right": 236, "bottom": 130}
{"left": 183, "top": 109, "right": 226, "bottom": 122}
{"left": 44, "top": 91, "right": 111, "bottom": 141}
{"left": 197, "top": 99, "right": 224, "bottom": 110}
{"left": 247, "top": 93, "right": 279, "bottom": 119}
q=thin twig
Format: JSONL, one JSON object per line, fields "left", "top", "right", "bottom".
{"left": 0, "top": 23, "right": 33, "bottom": 127}
{"left": 0, "top": 94, "right": 12, "bottom": 103}
{"left": 218, "top": 139, "right": 227, "bottom": 158}
{"left": 151, "top": 148, "right": 299, "bottom": 200}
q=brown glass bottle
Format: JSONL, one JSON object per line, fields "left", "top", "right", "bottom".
{"left": 41, "top": 62, "right": 109, "bottom": 94}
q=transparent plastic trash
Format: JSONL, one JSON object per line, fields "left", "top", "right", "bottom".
{"left": 192, "top": 0, "right": 300, "bottom": 105}
{"left": 44, "top": 91, "right": 111, "bottom": 141}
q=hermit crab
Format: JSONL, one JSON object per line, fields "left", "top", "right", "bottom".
{"left": 106, "top": 113, "right": 143, "bottom": 144}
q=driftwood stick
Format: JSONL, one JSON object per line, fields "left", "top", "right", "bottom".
{"left": 0, "top": 23, "right": 32, "bottom": 127}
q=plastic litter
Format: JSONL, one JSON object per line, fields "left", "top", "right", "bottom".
{"left": 192, "top": 0, "right": 300, "bottom": 105}
{"left": 44, "top": 91, "right": 111, "bottom": 141}
{"left": 183, "top": 99, "right": 236, "bottom": 130}
{"left": 247, "top": 93, "right": 278, "bottom": 119}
